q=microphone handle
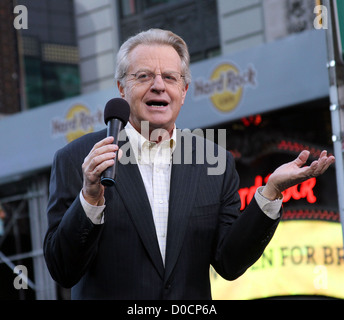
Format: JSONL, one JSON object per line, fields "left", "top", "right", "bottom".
{"left": 101, "top": 119, "right": 124, "bottom": 186}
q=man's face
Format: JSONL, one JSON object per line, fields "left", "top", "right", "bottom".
{"left": 118, "top": 44, "right": 189, "bottom": 138}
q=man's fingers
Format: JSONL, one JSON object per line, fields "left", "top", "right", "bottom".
{"left": 86, "top": 137, "right": 113, "bottom": 161}
{"left": 266, "top": 150, "right": 335, "bottom": 196}
{"left": 317, "top": 155, "right": 335, "bottom": 175}
{"left": 88, "top": 136, "right": 114, "bottom": 153}
{"left": 308, "top": 151, "right": 335, "bottom": 177}
{"left": 89, "top": 153, "right": 116, "bottom": 175}
{"left": 294, "top": 150, "right": 310, "bottom": 167}
{"left": 90, "top": 144, "right": 118, "bottom": 160}
{"left": 82, "top": 137, "right": 119, "bottom": 182}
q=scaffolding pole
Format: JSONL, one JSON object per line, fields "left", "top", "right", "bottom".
{"left": 28, "top": 176, "right": 56, "bottom": 300}
{"left": 324, "top": 0, "right": 344, "bottom": 245}
{"left": 0, "top": 175, "right": 57, "bottom": 300}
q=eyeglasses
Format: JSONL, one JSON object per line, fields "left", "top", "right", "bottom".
{"left": 128, "top": 70, "right": 185, "bottom": 85}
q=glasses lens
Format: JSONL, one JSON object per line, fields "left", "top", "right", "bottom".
{"left": 162, "top": 72, "right": 180, "bottom": 83}
{"left": 135, "top": 71, "right": 153, "bottom": 82}
{"left": 131, "top": 71, "right": 183, "bottom": 84}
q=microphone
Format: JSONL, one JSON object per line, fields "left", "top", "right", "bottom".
{"left": 101, "top": 98, "right": 130, "bottom": 186}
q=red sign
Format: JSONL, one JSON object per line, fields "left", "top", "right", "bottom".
{"left": 238, "top": 175, "right": 317, "bottom": 210}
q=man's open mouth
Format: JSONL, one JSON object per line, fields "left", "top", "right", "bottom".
{"left": 146, "top": 100, "right": 169, "bottom": 107}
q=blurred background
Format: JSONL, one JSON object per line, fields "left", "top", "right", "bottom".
{"left": 0, "top": 0, "right": 344, "bottom": 300}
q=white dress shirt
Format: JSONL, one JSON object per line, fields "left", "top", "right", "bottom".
{"left": 80, "top": 123, "right": 282, "bottom": 263}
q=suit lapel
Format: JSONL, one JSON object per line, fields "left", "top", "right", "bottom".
{"left": 111, "top": 131, "right": 201, "bottom": 281}
{"left": 114, "top": 138, "right": 165, "bottom": 279}
{"left": 164, "top": 133, "right": 201, "bottom": 281}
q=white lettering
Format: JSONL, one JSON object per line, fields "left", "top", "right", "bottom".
{"left": 314, "top": 265, "right": 328, "bottom": 289}
{"left": 171, "top": 305, "right": 217, "bottom": 315}
{"left": 13, "top": 265, "right": 28, "bottom": 290}
{"left": 119, "top": 122, "right": 227, "bottom": 176}
{"left": 127, "top": 304, "right": 161, "bottom": 318}
{"left": 314, "top": 5, "right": 328, "bottom": 30}
{"left": 13, "top": 5, "right": 28, "bottom": 30}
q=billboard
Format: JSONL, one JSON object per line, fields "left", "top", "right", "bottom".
{"left": 211, "top": 219, "right": 343, "bottom": 299}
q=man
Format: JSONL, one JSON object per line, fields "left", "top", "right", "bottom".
{"left": 43, "top": 29, "right": 335, "bottom": 300}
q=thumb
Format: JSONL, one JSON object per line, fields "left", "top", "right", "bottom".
{"left": 294, "top": 150, "right": 310, "bottom": 167}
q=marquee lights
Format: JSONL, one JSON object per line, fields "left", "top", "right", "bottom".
{"left": 238, "top": 175, "right": 317, "bottom": 210}
{"left": 277, "top": 140, "right": 323, "bottom": 158}
{"left": 241, "top": 115, "right": 262, "bottom": 127}
{"left": 283, "top": 209, "right": 339, "bottom": 222}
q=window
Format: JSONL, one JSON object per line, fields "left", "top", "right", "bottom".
{"left": 120, "top": 0, "right": 186, "bottom": 17}
{"left": 120, "top": 0, "right": 137, "bottom": 16}
{"left": 24, "top": 57, "right": 80, "bottom": 109}
{"left": 144, "top": 0, "right": 184, "bottom": 9}
{"left": 118, "top": 0, "right": 220, "bottom": 63}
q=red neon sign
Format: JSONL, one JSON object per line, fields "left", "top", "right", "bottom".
{"left": 241, "top": 115, "right": 262, "bottom": 127}
{"left": 238, "top": 175, "right": 317, "bottom": 210}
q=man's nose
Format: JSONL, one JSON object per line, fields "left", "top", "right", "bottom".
{"left": 151, "top": 74, "right": 166, "bottom": 92}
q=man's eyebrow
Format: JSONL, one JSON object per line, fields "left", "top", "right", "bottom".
{"left": 132, "top": 68, "right": 152, "bottom": 73}
{"left": 132, "top": 69, "right": 181, "bottom": 74}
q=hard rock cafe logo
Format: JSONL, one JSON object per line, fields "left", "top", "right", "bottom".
{"left": 51, "top": 104, "right": 103, "bottom": 142}
{"left": 193, "top": 63, "right": 256, "bottom": 112}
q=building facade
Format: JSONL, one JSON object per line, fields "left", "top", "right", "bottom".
{"left": 0, "top": 0, "right": 21, "bottom": 115}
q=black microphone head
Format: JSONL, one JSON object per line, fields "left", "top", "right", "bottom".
{"left": 103, "top": 98, "right": 130, "bottom": 125}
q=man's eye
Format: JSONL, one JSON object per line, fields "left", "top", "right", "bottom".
{"left": 137, "top": 73, "right": 149, "bottom": 80}
{"left": 163, "top": 74, "right": 177, "bottom": 81}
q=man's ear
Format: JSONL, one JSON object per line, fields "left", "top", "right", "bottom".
{"left": 181, "top": 84, "right": 189, "bottom": 105}
{"left": 117, "top": 81, "right": 125, "bottom": 98}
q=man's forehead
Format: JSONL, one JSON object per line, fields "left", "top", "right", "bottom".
{"left": 128, "top": 44, "right": 182, "bottom": 69}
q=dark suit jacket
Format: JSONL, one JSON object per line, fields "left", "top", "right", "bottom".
{"left": 43, "top": 128, "right": 280, "bottom": 300}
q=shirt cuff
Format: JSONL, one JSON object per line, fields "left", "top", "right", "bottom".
{"left": 254, "top": 186, "right": 282, "bottom": 220}
{"left": 79, "top": 191, "right": 105, "bottom": 225}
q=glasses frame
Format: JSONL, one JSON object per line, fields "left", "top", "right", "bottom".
{"left": 127, "top": 70, "right": 185, "bottom": 85}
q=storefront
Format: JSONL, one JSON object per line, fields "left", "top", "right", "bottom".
{"left": 209, "top": 102, "right": 342, "bottom": 299}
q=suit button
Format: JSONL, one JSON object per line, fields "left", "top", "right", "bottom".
{"left": 165, "top": 283, "right": 171, "bottom": 290}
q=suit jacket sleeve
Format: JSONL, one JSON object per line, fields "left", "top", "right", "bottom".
{"left": 43, "top": 142, "right": 104, "bottom": 288}
{"left": 211, "top": 150, "right": 281, "bottom": 280}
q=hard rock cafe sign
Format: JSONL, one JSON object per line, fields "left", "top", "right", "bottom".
{"left": 193, "top": 62, "right": 256, "bottom": 113}
{"left": 51, "top": 104, "right": 103, "bottom": 142}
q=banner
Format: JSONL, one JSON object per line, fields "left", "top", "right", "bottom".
{"left": 210, "top": 219, "right": 344, "bottom": 299}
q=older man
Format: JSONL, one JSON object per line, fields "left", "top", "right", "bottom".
{"left": 44, "top": 29, "right": 335, "bottom": 300}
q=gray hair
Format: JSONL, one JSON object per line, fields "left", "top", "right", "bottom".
{"left": 115, "top": 29, "right": 191, "bottom": 86}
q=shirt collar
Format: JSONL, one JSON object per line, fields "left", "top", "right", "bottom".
{"left": 125, "top": 121, "right": 177, "bottom": 158}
